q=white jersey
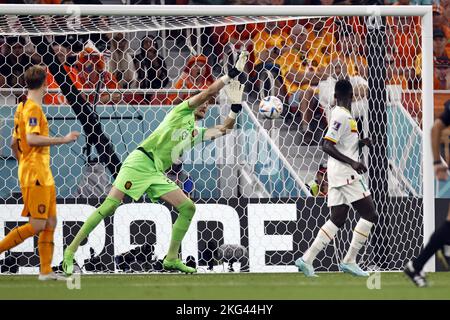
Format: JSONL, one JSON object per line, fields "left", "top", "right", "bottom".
{"left": 324, "top": 106, "right": 361, "bottom": 188}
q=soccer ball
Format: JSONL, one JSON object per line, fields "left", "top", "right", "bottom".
{"left": 259, "top": 96, "right": 283, "bottom": 119}
{"left": 216, "top": 244, "right": 247, "bottom": 262}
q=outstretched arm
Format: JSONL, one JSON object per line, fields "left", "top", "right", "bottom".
{"left": 203, "top": 80, "right": 244, "bottom": 141}
{"left": 26, "top": 131, "right": 80, "bottom": 147}
{"left": 188, "top": 51, "right": 248, "bottom": 109}
{"left": 188, "top": 78, "right": 228, "bottom": 110}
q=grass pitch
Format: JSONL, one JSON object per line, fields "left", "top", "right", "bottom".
{"left": 0, "top": 272, "right": 449, "bottom": 300}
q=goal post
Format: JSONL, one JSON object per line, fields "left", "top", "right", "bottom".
{"left": 420, "top": 8, "right": 435, "bottom": 273}
{"left": 0, "top": 4, "right": 434, "bottom": 273}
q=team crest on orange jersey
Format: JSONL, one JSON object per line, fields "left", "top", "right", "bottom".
{"left": 38, "top": 204, "right": 46, "bottom": 214}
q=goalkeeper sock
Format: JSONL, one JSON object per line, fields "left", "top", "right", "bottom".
{"left": 303, "top": 220, "right": 338, "bottom": 265}
{"left": 38, "top": 228, "right": 54, "bottom": 275}
{"left": 166, "top": 199, "right": 196, "bottom": 261}
{"left": 343, "top": 218, "right": 373, "bottom": 264}
{"left": 66, "top": 196, "right": 120, "bottom": 254}
{"left": 0, "top": 223, "right": 36, "bottom": 253}
{"left": 413, "top": 221, "right": 450, "bottom": 272}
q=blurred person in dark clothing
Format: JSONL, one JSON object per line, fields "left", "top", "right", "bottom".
{"left": 134, "top": 35, "right": 169, "bottom": 90}
{"left": 0, "top": 37, "right": 35, "bottom": 88}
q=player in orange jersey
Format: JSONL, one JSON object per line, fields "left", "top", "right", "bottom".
{"left": 0, "top": 65, "right": 79, "bottom": 280}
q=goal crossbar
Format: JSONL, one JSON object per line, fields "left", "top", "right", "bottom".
{"left": 0, "top": 4, "right": 433, "bottom": 17}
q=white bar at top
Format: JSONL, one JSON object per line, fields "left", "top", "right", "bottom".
{"left": 0, "top": 4, "right": 432, "bottom": 17}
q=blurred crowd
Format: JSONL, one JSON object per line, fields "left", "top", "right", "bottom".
{"left": 0, "top": 0, "right": 448, "bottom": 132}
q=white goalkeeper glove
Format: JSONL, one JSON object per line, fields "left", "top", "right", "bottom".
{"left": 224, "top": 79, "right": 244, "bottom": 105}
{"left": 234, "top": 50, "right": 249, "bottom": 73}
{"left": 224, "top": 80, "right": 244, "bottom": 119}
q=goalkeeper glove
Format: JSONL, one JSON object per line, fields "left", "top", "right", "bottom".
{"left": 228, "top": 50, "right": 249, "bottom": 77}
{"left": 224, "top": 79, "right": 244, "bottom": 119}
{"left": 224, "top": 79, "right": 244, "bottom": 104}
{"left": 221, "top": 50, "right": 249, "bottom": 84}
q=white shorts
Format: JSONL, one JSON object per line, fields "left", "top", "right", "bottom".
{"left": 327, "top": 179, "right": 371, "bottom": 207}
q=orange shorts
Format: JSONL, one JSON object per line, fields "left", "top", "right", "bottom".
{"left": 21, "top": 184, "right": 56, "bottom": 219}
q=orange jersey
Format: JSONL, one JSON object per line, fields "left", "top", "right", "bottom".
{"left": 252, "top": 30, "right": 293, "bottom": 66}
{"left": 306, "top": 24, "right": 336, "bottom": 64}
{"left": 13, "top": 99, "right": 54, "bottom": 187}
{"left": 277, "top": 48, "right": 326, "bottom": 93}
{"left": 330, "top": 52, "right": 367, "bottom": 77}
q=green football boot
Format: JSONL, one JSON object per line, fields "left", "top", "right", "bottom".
{"left": 163, "top": 258, "right": 197, "bottom": 274}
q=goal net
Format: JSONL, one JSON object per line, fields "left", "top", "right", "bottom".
{"left": 0, "top": 5, "right": 433, "bottom": 274}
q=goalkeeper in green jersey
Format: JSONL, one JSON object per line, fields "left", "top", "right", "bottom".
{"left": 63, "top": 51, "right": 249, "bottom": 275}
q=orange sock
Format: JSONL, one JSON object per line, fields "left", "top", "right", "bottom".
{"left": 0, "top": 223, "right": 36, "bottom": 253}
{"left": 38, "top": 228, "right": 55, "bottom": 275}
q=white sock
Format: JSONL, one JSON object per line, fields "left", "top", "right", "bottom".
{"left": 303, "top": 220, "right": 339, "bottom": 265}
{"left": 343, "top": 218, "right": 374, "bottom": 264}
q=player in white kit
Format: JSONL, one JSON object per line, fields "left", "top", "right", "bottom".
{"left": 296, "top": 79, "right": 377, "bottom": 277}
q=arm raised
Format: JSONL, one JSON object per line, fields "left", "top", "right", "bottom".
{"left": 203, "top": 80, "right": 244, "bottom": 141}
{"left": 188, "top": 51, "right": 248, "bottom": 109}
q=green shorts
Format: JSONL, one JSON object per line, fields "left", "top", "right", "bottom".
{"left": 113, "top": 149, "right": 180, "bottom": 202}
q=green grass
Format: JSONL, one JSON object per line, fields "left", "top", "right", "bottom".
{"left": 0, "top": 272, "right": 449, "bottom": 300}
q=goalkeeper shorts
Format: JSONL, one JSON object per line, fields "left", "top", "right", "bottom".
{"left": 327, "top": 178, "right": 371, "bottom": 207}
{"left": 113, "top": 149, "right": 180, "bottom": 202}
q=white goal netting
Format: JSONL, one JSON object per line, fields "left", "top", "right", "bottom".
{"left": 0, "top": 8, "right": 426, "bottom": 274}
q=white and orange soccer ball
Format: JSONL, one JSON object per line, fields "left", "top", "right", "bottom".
{"left": 259, "top": 96, "right": 283, "bottom": 119}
